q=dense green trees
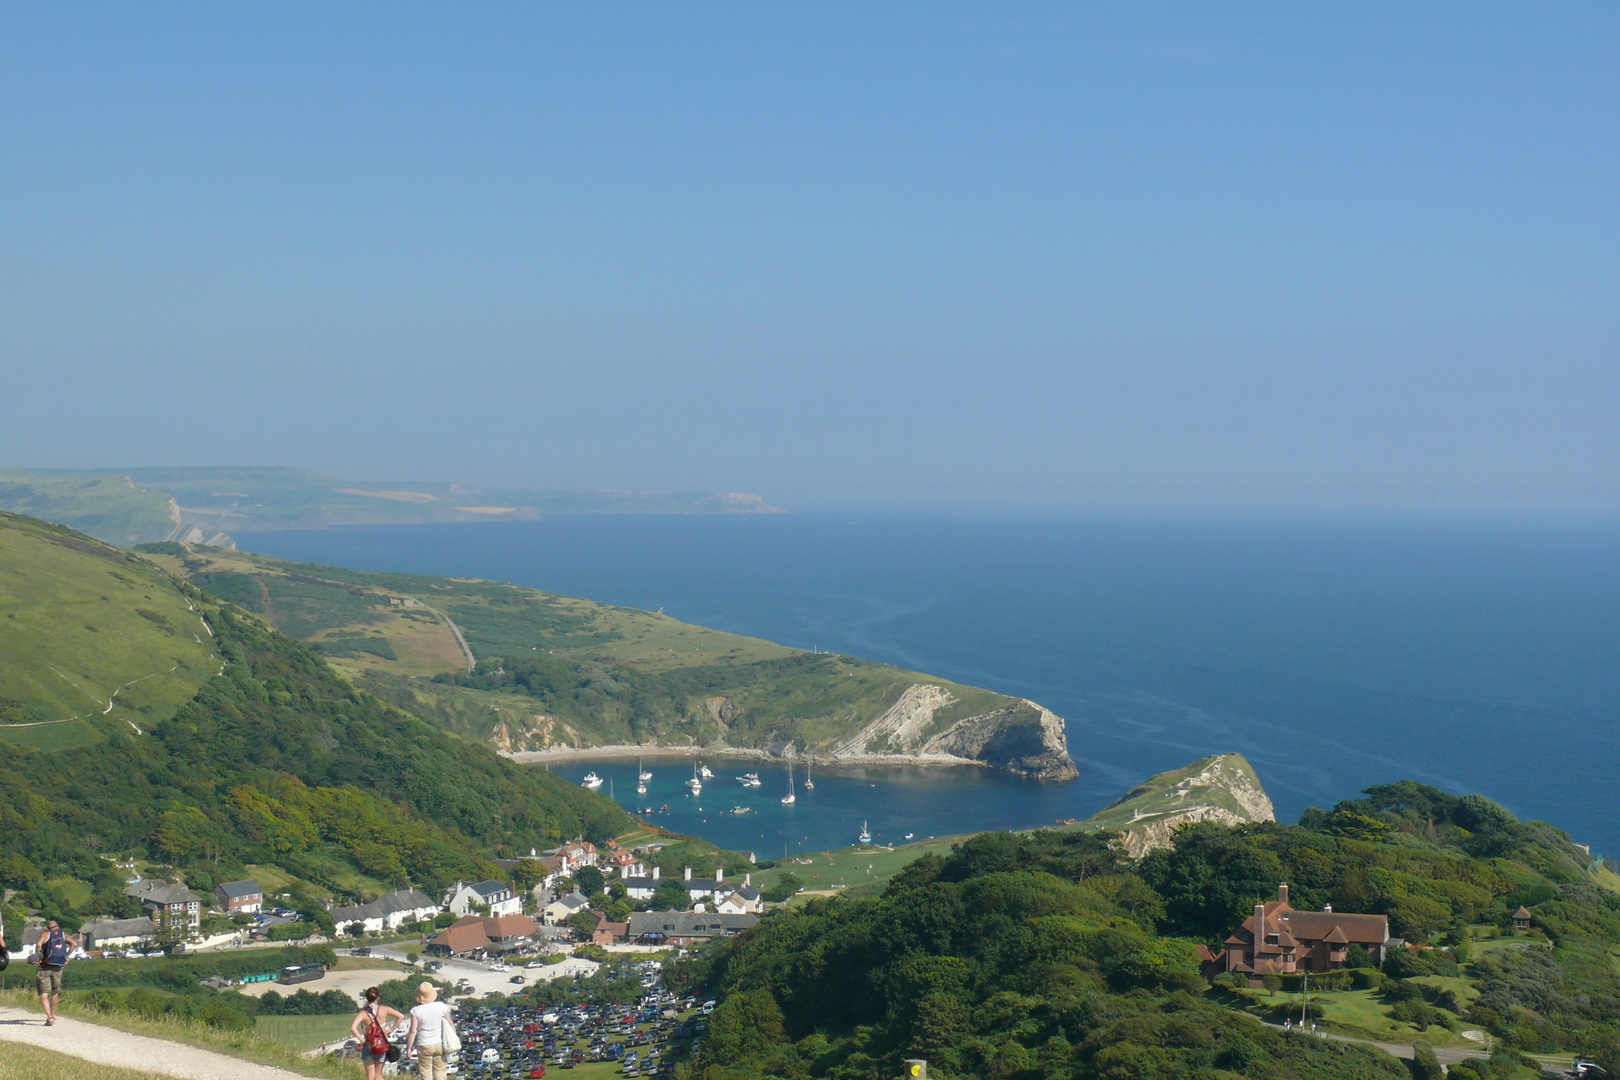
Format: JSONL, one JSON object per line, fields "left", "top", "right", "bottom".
{"left": 674, "top": 796, "right": 1620, "bottom": 1080}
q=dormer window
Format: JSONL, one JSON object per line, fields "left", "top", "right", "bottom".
{"left": 1265, "top": 934, "right": 1278, "bottom": 945}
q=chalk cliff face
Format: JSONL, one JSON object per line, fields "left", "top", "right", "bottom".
{"left": 819, "top": 684, "right": 1079, "bottom": 780}
{"left": 1080, "top": 753, "right": 1275, "bottom": 858}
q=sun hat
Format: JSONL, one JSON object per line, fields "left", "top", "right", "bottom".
{"left": 416, "top": 982, "right": 438, "bottom": 1003}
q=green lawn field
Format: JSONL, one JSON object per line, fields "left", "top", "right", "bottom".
{"left": 255, "top": 1014, "right": 357, "bottom": 1051}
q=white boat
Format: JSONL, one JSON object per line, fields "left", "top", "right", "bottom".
{"left": 581, "top": 772, "right": 603, "bottom": 789}
{"left": 736, "top": 772, "right": 761, "bottom": 787}
{"left": 686, "top": 761, "right": 702, "bottom": 793}
{"left": 781, "top": 761, "right": 796, "bottom": 805}
{"left": 730, "top": 806, "right": 751, "bottom": 815}
{"left": 858, "top": 820, "right": 872, "bottom": 844}
{"left": 803, "top": 762, "right": 813, "bottom": 791}
{"left": 904, "top": 832, "right": 914, "bottom": 840}
{"left": 636, "top": 757, "right": 648, "bottom": 794}
{"left": 699, "top": 764, "right": 714, "bottom": 779}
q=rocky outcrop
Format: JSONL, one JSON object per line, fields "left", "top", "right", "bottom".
{"left": 1082, "top": 753, "right": 1275, "bottom": 858}
{"left": 824, "top": 683, "right": 1078, "bottom": 780}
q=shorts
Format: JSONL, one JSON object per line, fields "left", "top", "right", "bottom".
{"left": 37, "top": 966, "right": 64, "bottom": 994}
{"left": 361, "top": 1045, "right": 386, "bottom": 1064}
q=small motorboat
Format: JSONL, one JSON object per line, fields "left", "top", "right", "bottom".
{"left": 904, "top": 832, "right": 914, "bottom": 840}
{"left": 730, "top": 806, "right": 751, "bottom": 815}
{"left": 581, "top": 772, "right": 603, "bottom": 789}
{"left": 699, "top": 764, "right": 714, "bottom": 779}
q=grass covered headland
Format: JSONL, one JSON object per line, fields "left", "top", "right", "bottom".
{"left": 666, "top": 784, "right": 1620, "bottom": 1080}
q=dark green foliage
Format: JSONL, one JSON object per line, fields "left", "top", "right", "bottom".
{"left": 1408, "top": 1042, "right": 1443, "bottom": 1080}
{"left": 761, "top": 872, "right": 801, "bottom": 903}
{"left": 255, "top": 987, "right": 357, "bottom": 1015}
{"left": 680, "top": 829, "right": 1409, "bottom": 1080}
{"left": 574, "top": 865, "right": 605, "bottom": 896}
{"left": 0, "top": 945, "right": 336, "bottom": 993}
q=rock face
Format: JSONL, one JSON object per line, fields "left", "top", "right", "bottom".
{"left": 1081, "top": 753, "right": 1275, "bottom": 858}
{"left": 823, "top": 684, "right": 1078, "bottom": 780}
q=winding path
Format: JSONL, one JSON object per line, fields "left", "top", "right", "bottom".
{"left": 0, "top": 1007, "right": 305, "bottom": 1079}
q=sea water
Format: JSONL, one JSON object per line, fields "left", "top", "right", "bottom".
{"left": 237, "top": 513, "right": 1620, "bottom": 857}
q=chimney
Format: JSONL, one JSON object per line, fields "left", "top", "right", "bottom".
{"left": 1278, "top": 883, "right": 1289, "bottom": 907}
{"left": 652, "top": 867, "right": 660, "bottom": 880}
{"left": 745, "top": 873, "right": 751, "bottom": 886}
{"left": 1254, "top": 902, "right": 1266, "bottom": 936}
{"left": 684, "top": 867, "right": 692, "bottom": 881}
{"left": 1324, "top": 903, "right": 1332, "bottom": 913}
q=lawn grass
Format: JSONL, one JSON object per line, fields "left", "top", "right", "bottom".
{"left": 753, "top": 835, "right": 968, "bottom": 897}
{"left": 254, "top": 1013, "right": 356, "bottom": 1051}
{"left": 1210, "top": 985, "right": 1474, "bottom": 1048}
{"left": 0, "top": 1041, "right": 180, "bottom": 1080}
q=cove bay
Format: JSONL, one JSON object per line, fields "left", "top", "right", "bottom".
{"left": 238, "top": 512, "right": 1620, "bottom": 857}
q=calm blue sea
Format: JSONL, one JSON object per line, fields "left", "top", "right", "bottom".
{"left": 237, "top": 514, "right": 1620, "bottom": 858}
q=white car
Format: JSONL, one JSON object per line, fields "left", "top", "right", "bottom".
{"left": 526, "top": 960, "right": 544, "bottom": 969}
{"left": 488, "top": 962, "right": 509, "bottom": 972}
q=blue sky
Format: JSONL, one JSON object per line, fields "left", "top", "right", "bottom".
{"left": 2, "top": 4, "right": 1615, "bottom": 510}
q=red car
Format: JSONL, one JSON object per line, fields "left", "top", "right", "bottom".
{"left": 529, "top": 1068, "right": 546, "bottom": 1079}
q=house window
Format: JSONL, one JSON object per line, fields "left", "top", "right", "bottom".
{"left": 1265, "top": 934, "right": 1278, "bottom": 945}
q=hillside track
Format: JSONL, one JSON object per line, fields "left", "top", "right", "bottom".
{"left": 0, "top": 1008, "right": 305, "bottom": 1080}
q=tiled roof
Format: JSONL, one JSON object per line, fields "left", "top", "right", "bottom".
{"left": 624, "top": 912, "right": 757, "bottom": 938}
{"left": 431, "top": 922, "right": 493, "bottom": 955}
{"left": 216, "top": 880, "right": 261, "bottom": 899}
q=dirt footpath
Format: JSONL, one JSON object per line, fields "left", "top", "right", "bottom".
{"left": 0, "top": 1007, "right": 305, "bottom": 1080}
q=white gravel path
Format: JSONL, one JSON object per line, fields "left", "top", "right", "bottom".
{"left": 0, "top": 1007, "right": 306, "bottom": 1079}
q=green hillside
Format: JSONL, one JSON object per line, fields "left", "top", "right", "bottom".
{"left": 0, "top": 511, "right": 220, "bottom": 751}
{"left": 0, "top": 512, "right": 634, "bottom": 921}
{"left": 142, "top": 545, "right": 1070, "bottom": 776}
{"left": 671, "top": 784, "right": 1620, "bottom": 1080}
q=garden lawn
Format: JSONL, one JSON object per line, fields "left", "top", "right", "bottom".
{"left": 255, "top": 1013, "right": 357, "bottom": 1051}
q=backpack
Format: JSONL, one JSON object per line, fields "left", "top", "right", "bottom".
{"left": 366, "top": 1007, "right": 390, "bottom": 1057}
{"left": 43, "top": 930, "right": 70, "bottom": 966}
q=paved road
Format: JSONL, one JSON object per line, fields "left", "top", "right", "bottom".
{"left": 0, "top": 1007, "right": 303, "bottom": 1080}
{"left": 1256, "top": 1018, "right": 1567, "bottom": 1075}
{"left": 371, "top": 946, "right": 600, "bottom": 997}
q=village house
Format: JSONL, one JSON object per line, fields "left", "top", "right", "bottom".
{"left": 214, "top": 880, "right": 263, "bottom": 914}
{"left": 715, "top": 884, "right": 763, "bottom": 915}
{"left": 78, "top": 916, "right": 157, "bottom": 952}
{"left": 1216, "top": 884, "right": 1391, "bottom": 980}
{"left": 624, "top": 911, "right": 757, "bottom": 946}
{"left": 543, "top": 891, "right": 591, "bottom": 926}
{"left": 329, "top": 888, "right": 441, "bottom": 934}
{"left": 592, "top": 919, "right": 629, "bottom": 946}
{"left": 1513, "top": 905, "right": 1533, "bottom": 931}
{"left": 444, "top": 879, "right": 522, "bottom": 917}
{"left": 124, "top": 881, "right": 204, "bottom": 929}
{"left": 425, "top": 913, "right": 541, "bottom": 958}
{"left": 547, "top": 841, "right": 598, "bottom": 872}
{"left": 621, "top": 866, "right": 745, "bottom": 904}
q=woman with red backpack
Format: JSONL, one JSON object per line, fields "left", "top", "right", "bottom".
{"left": 349, "top": 985, "right": 405, "bottom": 1080}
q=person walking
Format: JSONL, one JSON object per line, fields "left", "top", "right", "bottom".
{"left": 405, "top": 981, "right": 456, "bottom": 1080}
{"left": 349, "top": 986, "right": 405, "bottom": 1080}
{"left": 34, "top": 920, "right": 77, "bottom": 1026}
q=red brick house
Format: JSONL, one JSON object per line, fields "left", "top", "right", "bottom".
{"left": 1217, "top": 884, "right": 1390, "bottom": 978}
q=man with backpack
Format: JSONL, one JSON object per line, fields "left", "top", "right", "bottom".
{"left": 34, "top": 920, "right": 77, "bottom": 1026}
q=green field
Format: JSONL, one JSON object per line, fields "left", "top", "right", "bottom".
{"left": 0, "top": 471, "right": 179, "bottom": 546}
{"left": 0, "top": 512, "right": 219, "bottom": 751}
{"left": 752, "top": 835, "right": 967, "bottom": 898}
{"left": 255, "top": 1013, "right": 357, "bottom": 1051}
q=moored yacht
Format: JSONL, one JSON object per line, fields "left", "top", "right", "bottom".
{"left": 781, "top": 761, "right": 796, "bottom": 804}
{"left": 858, "top": 820, "right": 872, "bottom": 844}
{"left": 581, "top": 772, "right": 603, "bottom": 789}
{"left": 803, "top": 762, "right": 813, "bottom": 790}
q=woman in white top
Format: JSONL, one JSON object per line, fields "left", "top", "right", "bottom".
{"left": 406, "top": 981, "right": 456, "bottom": 1080}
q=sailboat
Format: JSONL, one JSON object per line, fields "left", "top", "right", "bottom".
{"left": 686, "top": 761, "right": 702, "bottom": 794}
{"left": 780, "top": 760, "right": 796, "bottom": 805}
{"left": 858, "top": 820, "right": 872, "bottom": 844}
{"left": 802, "top": 762, "right": 813, "bottom": 791}
{"left": 636, "top": 756, "right": 647, "bottom": 795}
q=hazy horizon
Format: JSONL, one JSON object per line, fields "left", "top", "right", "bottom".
{"left": 4, "top": 5, "right": 1615, "bottom": 512}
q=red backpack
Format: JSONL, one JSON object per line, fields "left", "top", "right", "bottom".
{"left": 366, "top": 1007, "right": 390, "bottom": 1056}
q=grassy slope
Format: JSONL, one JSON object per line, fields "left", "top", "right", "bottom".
{"left": 0, "top": 512, "right": 219, "bottom": 751}
{"left": 149, "top": 545, "right": 1022, "bottom": 754}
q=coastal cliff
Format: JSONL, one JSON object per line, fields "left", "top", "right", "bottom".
{"left": 147, "top": 544, "right": 1080, "bottom": 781}
{"left": 1077, "top": 752, "right": 1275, "bottom": 857}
